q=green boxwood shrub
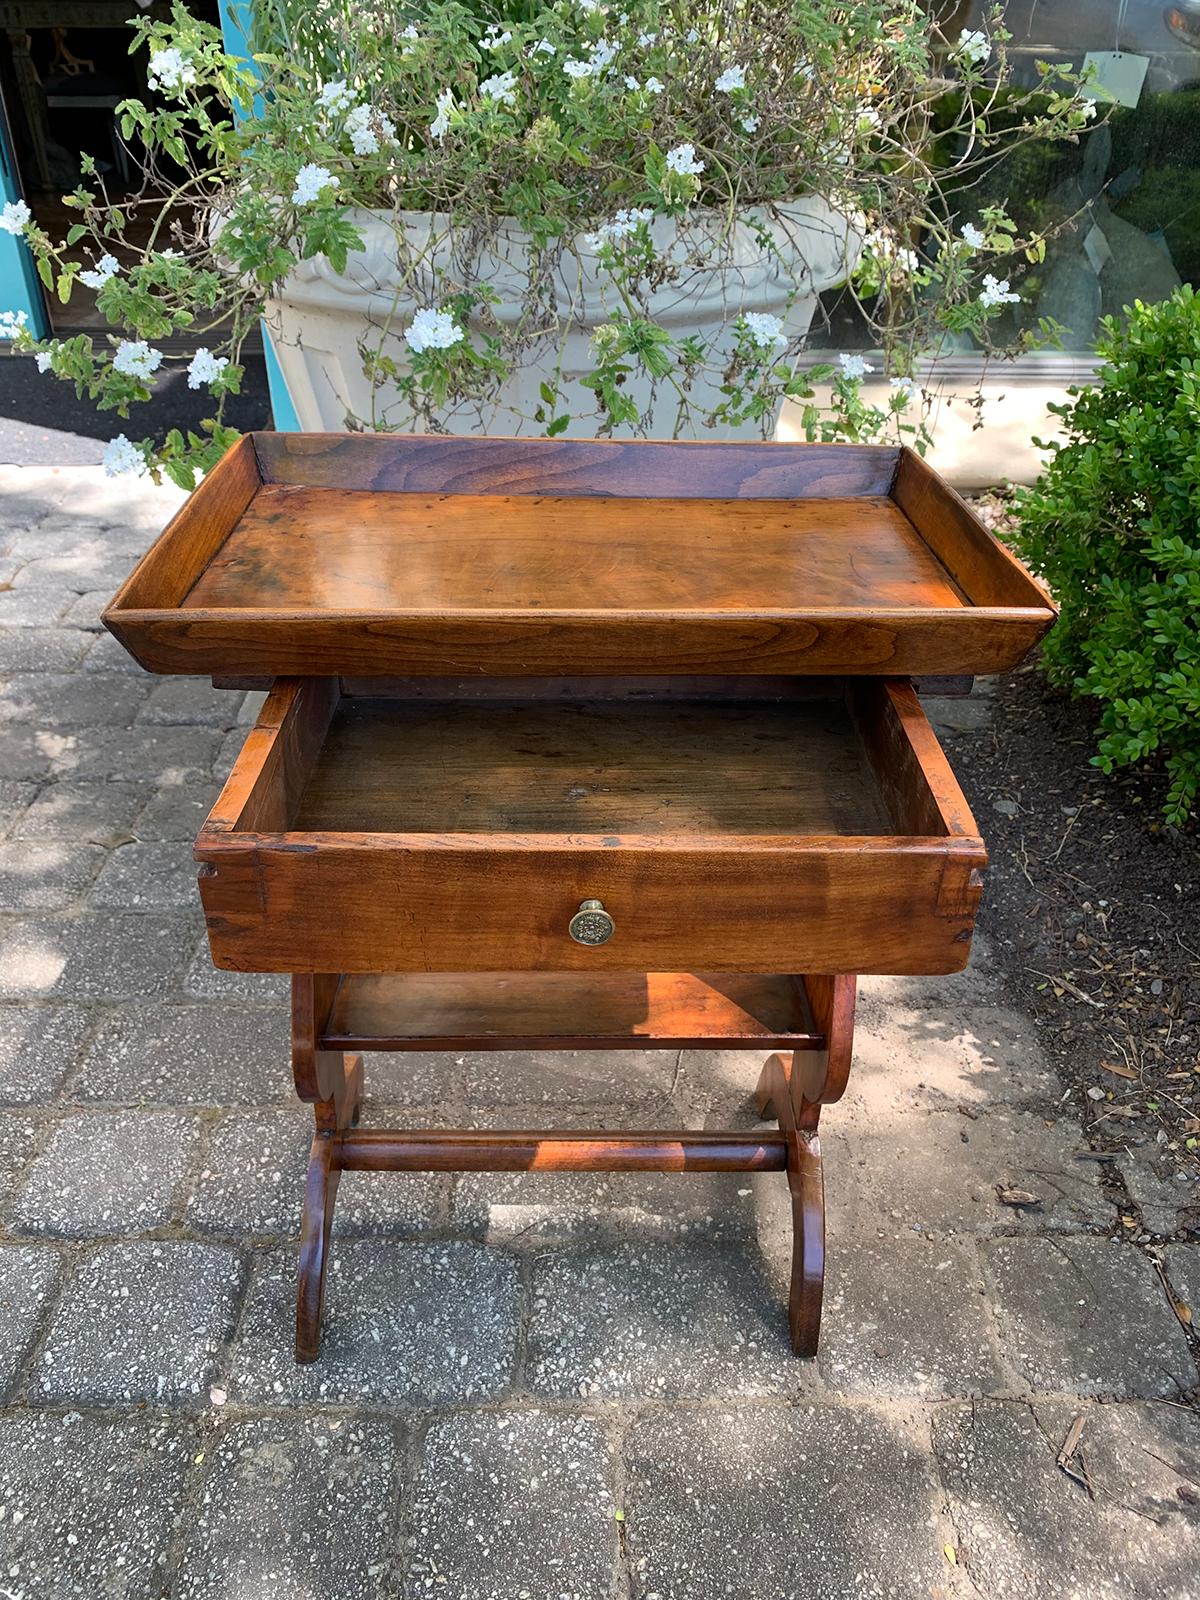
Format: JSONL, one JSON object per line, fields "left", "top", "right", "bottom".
{"left": 1012, "top": 285, "right": 1200, "bottom": 826}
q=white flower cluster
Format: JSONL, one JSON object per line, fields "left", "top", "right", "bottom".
{"left": 890, "top": 374, "right": 919, "bottom": 403}
{"left": 644, "top": 76, "right": 664, "bottom": 94}
{"left": 345, "top": 103, "right": 396, "bottom": 155}
{"left": 318, "top": 80, "right": 355, "bottom": 114}
{"left": 741, "top": 115, "right": 760, "bottom": 133}
{"left": 292, "top": 164, "right": 339, "bottom": 205}
{"left": 714, "top": 65, "right": 745, "bottom": 94}
{"left": 637, "top": 30, "right": 658, "bottom": 46}
{"left": 430, "top": 89, "right": 455, "bottom": 141}
{"left": 564, "top": 39, "right": 618, "bottom": 79}
{"left": 665, "top": 142, "right": 704, "bottom": 176}
{"left": 959, "top": 222, "right": 986, "bottom": 250}
{"left": 585, "top": 207, "right": 654, "bottom": 249}
{"left": 838, "top": 352, "right": 873, "bottom": 380}
{"left": 532, "top": 38, "right": 556, "bottom": 55}
{"left": 0, "top": 309, "right": 28, "bottom": 339}
{"left": 79, "top": 253, "right": 120, "bottom": 290}
{"left": 979, "top": 274, "right": 1020, "bottom": 308}
{"left": 318, "top": 81, "right": 396, "bottom": 155}
{"left": 481, "top": 24, "right": 512, "bottom": 49}
{"left": 741, "top": 312, "right": 786, "bottom": 352}
{"left": 0, "top": 200, "right": 31, "bottom": 235}
{"left": 955, "top": 29, "right": 989, "bottom": 66}
{"left": 404, "top": 307, "right": 464, "bottom": 353}
{"left": 148, "top": 47, "right": 197, "bottom": 95}
{"left": 35, "top": 347, "right": 54, "bottom": 372}
{"left": 480, "top": 70, "right": 518, "bottom": 104}
{"left": 112, "top": 340, "right": 163, "bottom": 380}
{"left": 102, "top": 434, "right": 148, "bottom": 478}
{"left": 187, "top": 347, "right": 229, "bottom": 390}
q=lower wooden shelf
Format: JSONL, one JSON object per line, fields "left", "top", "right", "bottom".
{"left": 320, "top": 970, "right": 824, "bottom": 1052}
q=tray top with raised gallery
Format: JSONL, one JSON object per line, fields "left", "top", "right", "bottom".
{"left": 102, "top": 432, "right": 1055, "bottom": 1364}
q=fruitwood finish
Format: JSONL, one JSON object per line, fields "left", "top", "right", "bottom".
{"left": 100, "top": 434, "right": 1046, "bottom": 1365}
{"left": 195, "top": 677, "right": 985, "bottom": 976}
{"left": 104, "top": 433, "right": 1055, "bottom": 678}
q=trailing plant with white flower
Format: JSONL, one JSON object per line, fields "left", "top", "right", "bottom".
{"left": 0, "top": 0, "right": 1101, "bottom": 484}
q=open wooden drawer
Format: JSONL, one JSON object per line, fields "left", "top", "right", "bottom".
{"left": 195, "top": 677, "right": 986, "bottom": 975}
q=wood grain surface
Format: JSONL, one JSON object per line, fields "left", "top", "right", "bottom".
{"left": 321, "top": 970, "right": 823, "bottom": 1050}
{"left": 182, "top": 489, "right": 967, "bottom": 613}
{"left": 292, "top": 694, "right": 892, "bottom": 836}
{"left": 105, "top": 433, "right": 1055, "bottom": 678}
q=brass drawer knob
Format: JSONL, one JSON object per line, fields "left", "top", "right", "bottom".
{"left": 569, "top": 898, "right": 614, "bottom": 946}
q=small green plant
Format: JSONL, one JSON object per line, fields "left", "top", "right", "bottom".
{"left": 1012, "top": 285, "right": 1200, "bottom": 825}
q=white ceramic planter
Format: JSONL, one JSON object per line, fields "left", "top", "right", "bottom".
{"left": 263, "top": 202, "right": 858, "bottom": 438}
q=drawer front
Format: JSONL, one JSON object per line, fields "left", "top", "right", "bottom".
{"left": 197, "top": 837, "right": 983, "bottom": 975}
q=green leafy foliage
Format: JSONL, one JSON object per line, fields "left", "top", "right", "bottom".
{"left": 1012, "top": 286, "right": 1200, "bottom": 825}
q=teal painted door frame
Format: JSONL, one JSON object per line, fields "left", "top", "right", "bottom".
{"left": 216, "top": 0, "right": 300, "bottom": 430}
{"left": 0, "top": 87, "right": 48, "bottom": 337}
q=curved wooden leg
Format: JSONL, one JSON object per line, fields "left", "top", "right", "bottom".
{"left": 756, "top": 1051, "right": 827, "bottom": 1355}
{"left": 296, "top": 1131, "right": 340, "bottom": 1364}
{"left": 295, "top": 1050, "right": 363, "bottom": 1363}
{"left": 785, "top": 1129, "right": 824, "bottom": 1357}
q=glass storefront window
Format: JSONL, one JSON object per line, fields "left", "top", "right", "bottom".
{"left": 815, "top": 0, "right": 1200, "bottom": 355}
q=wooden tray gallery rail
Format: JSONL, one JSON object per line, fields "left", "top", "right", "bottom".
{"left": 104, "top": 433, "right": 1054, "bottom": 679}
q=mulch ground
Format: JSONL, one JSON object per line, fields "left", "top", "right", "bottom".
{"left": 945, "top": 632, "right": 1200, "bottom": 1212}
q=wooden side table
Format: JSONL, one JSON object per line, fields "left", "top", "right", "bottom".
{"left": 104, "top": 433, "right": 1055, "bottom": 1363}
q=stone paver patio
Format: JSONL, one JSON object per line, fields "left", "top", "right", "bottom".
{"left": 0, "top": 464, "right": 1197, "bottom": 1599}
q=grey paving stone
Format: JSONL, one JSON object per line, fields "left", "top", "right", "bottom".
{"left": 0, "top": 723, "right": 59, "bottom": 779}
{"left": 90, "top": 840, "right": 198, "bottom": 910}
{"left": 0, "top": 841, "right": 104, "bottom": 908}
{"left": 0, "top": 624, "right": 88, "bottom": 673}
{"left": 527, "top": 1240, "right": 818, "bottom": 1399}
{"left": 176, "top": 1414, "right": 399, "bottom": 1600}
{"left": 815, "top": 1234, "right": 1005, "bottom": 1397}
{"left": 0, "top": 1244, "right": 62, "bottom": 1394}
{"left": 1163, "top": 1244, "right": 1200, "bottom": 1316}
{"left": 452, "top": 1166, "right": 758, "bottom": 1244}
{"left": 823, "top": 1103, "right": 1112, "bottom": 1237}
{"left": 1119, "top": 1148, "right": 1200, "bottom": 1239}
{"left": 13, "top": 546, "right": 136, "bottom": 594}
{"left": 981, "top": 1237, "right": 1195, "bottom": 1397}
{"left": 81, "top": 629, "right": 156, "bottom": 674}
{"left": 136, "top": 782, "right": 220, "bottom": 840}
{"left": 407, "top": 1411, "right": 617, "bottom": 1599}
{"left": 229, "top": 1241, "right": 518, "bottom": 1406}
{"left": 138, "top": 677, "right": 243, "bottom": 728}
{"left": 0, "top": 912, "right": 197, "bottom": 999}
{"left": 0, "top": 582, "right": 74, "bottom": 626}
{"left": 466, "top": 1046, "right": 681, "bottom": 1108}
{"left": 625, "top": 1403, "right": 945, "bottom": 1600}
{"left": 7, "top": 1109, "right": 199, "bottom": 1236}
{"left": 0, "top": 779, "right": 37, "bottom": 838}
{"left": 76, "top": 1003, "right": 289, "bottom": 1104}
{"left": 0, "top": 1411, "right": 194, "bottom": 1599}
{"left": 0, "top": 1002, "right": 90, "bottom": 1101}
{"left": 60, "top": 588, "right": 113, "bottom": 630}
{"left": 36, "top": 1239, "right": 244, "bottom": 1404}
{"left": 186, "top": 1109, "right": 311, "bottom": 1238}
{"left": 13, "top": 779, "right": 150, "bottom": 841}
{"left": 183, "top": 942, "right": 290, "bottom": 1002}
{"left": 0, "top": 671, "right": 149, "bottom": 728}
{"left": 185, "top": 1109, "right": 442, "bottom": 1239}
{"left": 357, "top": 1049, "right": 464, "bottom": 1108}
{"left": 933, "top": 1399, "right": 1200, "bottom": 1600}
{"left": 46, "top": 725, "right": 222, "bottom": 783}
{"left": 0, "top": 1111, "right": 39, "bottom": 1206}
